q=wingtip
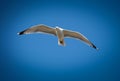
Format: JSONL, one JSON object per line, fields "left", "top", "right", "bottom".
{"left": 17, "top": 31, "right": 25, "bottom": 35}
{"left": 17, "top": 32, "right": 20, "bottom": 35}
{"left": 91, "top": 44, "right": 99, "bottom": 50}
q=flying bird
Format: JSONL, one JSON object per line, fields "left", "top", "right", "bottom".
{"left": 18, "top": 24, "right": 98, "bottom": 50}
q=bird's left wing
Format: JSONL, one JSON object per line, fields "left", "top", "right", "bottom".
{"left": 18, "top": 24, "right": 56, "bottom": 36}
{"left": 63, "top": 30, "right": 98, "bottom": 49}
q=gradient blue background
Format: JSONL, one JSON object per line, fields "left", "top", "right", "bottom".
{"left": 0, "top": 0, "right": 120, "bottom": 81}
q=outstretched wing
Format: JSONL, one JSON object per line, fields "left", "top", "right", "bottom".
{"left": 18, "top": 24, "right": 56, "bottom": 36}
{"left": 63, "top": 30, "right": 98, "bottom": 49}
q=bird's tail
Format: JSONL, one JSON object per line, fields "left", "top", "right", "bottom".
{"left": 58, "top": 40, "right": 66, "bottom": 46}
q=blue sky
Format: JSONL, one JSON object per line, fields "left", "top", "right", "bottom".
{"left": 0, "top": 0, "right": 120, "bottom": 81}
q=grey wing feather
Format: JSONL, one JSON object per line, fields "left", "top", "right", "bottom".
{"left": 63, "top": 30, "right": 98, "bottom": 49}
{"left": 18, "top": 24, "right": 56, "bottom": 35}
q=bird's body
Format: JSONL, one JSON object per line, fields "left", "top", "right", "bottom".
{"left": 18, "top": 24, "right": 98, "bottom": 50}
{"left": 55, "top": 27, "right": 65, "bottom": 46}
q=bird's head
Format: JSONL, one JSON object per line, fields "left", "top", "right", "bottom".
{"left": 55, "top": 26, "right": 60, "bottom": 29}
{"left": 55, "top": 26, "right": 63, "bottom": 31}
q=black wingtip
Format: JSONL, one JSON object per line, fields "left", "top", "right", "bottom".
{"left": 17, "top": 30, "right": 25, "bottom": 35}
{"left": 91, "top": 44, "right": 99, "bottom": 50}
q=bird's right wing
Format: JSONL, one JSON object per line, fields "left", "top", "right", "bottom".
{"left": 63, "top": 30, "right": 98, "bottom": 49}
{"left": 18, "top": 24, "right": 56, "bottom": 36}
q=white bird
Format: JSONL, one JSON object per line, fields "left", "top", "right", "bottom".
{"left": 18, "top": 24, "right": 98, "bottom": 50}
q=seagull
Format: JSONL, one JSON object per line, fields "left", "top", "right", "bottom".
{"left": 18, "top": 24, "right": 98, "bottom": 50}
